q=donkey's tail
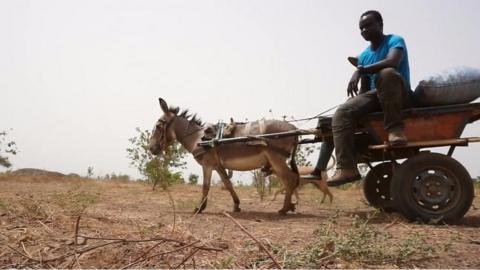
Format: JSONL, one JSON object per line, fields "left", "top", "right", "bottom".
{"left": 289, "top": 143, "right": 299, "bottom": 175}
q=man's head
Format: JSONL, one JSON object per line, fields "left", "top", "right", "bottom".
{"left": 359, "top": 10, "right": 383, "bottom": 41}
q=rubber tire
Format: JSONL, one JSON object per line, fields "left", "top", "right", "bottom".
{"left": 363, "top": 162, "right": 397, "bottom": 212}
{"left": 391, "top": 152, "right": 474, "bottom": 224}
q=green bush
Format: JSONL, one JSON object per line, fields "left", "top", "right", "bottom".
{"left": 188, "top": 173, "right": 199, "bottom": 185}
{"left": 127, "top": 127, "right": 187, "bottom": 190}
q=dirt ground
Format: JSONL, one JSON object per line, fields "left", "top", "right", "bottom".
{"left": 1, "top": 173, "right": 479, "bottom": 269}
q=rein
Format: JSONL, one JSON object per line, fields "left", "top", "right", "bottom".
{"left": 285, "top": 104, "right": 339, "bottom": 123}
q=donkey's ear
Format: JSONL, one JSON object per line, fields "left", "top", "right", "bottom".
{"left": 230, "top": 117, "right": 234, "bottom": 124}
{"left": 159, "top": 98, "right": 169, "bottom": 113}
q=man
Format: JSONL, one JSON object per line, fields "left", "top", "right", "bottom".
{"left": 306, "top": 10, "right": 413, "bottom": 186}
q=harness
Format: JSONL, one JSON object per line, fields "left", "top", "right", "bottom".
{"left": 192, "top": 120, "right": 292, "bottom": 160}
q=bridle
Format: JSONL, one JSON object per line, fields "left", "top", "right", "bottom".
{"left": 154, "top": 115, "right": 205, "bottom": 151}
{"left": 153, "top": 117, "right": 176, "bottom": 152}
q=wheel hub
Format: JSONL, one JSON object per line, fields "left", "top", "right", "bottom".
{"left": 413, "top": 170, "right": 455, "bottom": 208}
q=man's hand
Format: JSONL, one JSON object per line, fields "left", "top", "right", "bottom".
{"left": 347, "top": 57, "right": 358, "bottom": 67}
{"left": 347, "top": 70, "right": 361, "bottom": 98}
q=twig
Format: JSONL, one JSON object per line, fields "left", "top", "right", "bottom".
{"left": 166, "top": 190, "right": 177, "bottom": 233}
{"left": 318, "top": 252, "right": 337, "bottom": 262}
{"left": 222, "top": 212, "right": 281, "bottom": 269}
{"left": 130, "top": 240, "right": 165, "bottom": 263}
{"left": 44, "top": 240, "right": 125, "bottom": 262}
{"left": 382, "top": 217, "right": 400, "bottom": 230}
{"left": 74, "top": 216, "right": 81, "bottom": 246}
{"left": 37, "top": 220, "right": 54, "bottom": 233}
{"left": 191, "top": 193, "right": 209, "bottom": 218}
{"left": 174, "top": 248, "right": 200, "bottom": 269}
{"left": 7, "top": 245, "right": 38, "bottom": 262}
{"left": 77, "top": 235, "right": 222, "bottom": 251}
{"left": 69, "top": 216, "right": 82, "bottom": 269}
{"left": 6, "top": 225, "right": 24, "bottom": 230}
{"left": 121, "top": 240, "right": 200, "bottom": 269}
{"left": 20, "top": 241, "right": 32, "bottom": 258}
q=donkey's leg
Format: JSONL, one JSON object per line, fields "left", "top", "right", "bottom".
{"left": 267, "top": 154, "right": 299, "bottom": 214}
{"left": 319, "top": 172, "right": 333, "bottom": 203}
{"left": 294, "top": 189, "right": 300, "bottom": 203}
{"left": 313, "top": 181, "right": 327, "bottom": 203}
{"left": 194, "top": 167, "right": 212, "bottom": 214}
{"left": 216, "top": 168, "right": 241, "bottom": 212}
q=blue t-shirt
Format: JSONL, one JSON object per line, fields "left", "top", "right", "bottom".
{"left": 358, "top": 34, "right": 411, "bottom": 90}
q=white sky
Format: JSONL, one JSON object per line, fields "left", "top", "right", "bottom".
{"left": 1, "top": 0, "right": 479, "bottom": 181}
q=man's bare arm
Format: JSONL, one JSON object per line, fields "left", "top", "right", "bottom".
{"left": 358, "top": 47, "right": 403, "bottom": 75}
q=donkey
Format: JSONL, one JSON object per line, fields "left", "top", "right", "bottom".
{"left": 149, "top": 98, "right": 300, "bottom": 214}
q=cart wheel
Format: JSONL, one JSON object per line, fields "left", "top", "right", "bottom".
{"left": 363, "top": 162, "right": 396, "bottom": 212}
{"left": 391, "top": 152, "right": 474, "bottom": 224}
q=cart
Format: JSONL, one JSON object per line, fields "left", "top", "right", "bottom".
{"left": 199, "top": 102, "right": 480, "bottom": 223}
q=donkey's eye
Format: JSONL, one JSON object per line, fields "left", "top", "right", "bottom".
{"left": 157, "top": 120, "right": 166, "bottom": 127}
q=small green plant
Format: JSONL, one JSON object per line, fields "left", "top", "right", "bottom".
{"left": 278, "top": 213, "right": 440, "bottom": 268}
{"left": 251, "top": 169, "right": 267, "bottom": 200}
{"left": 53, "top": 191, "right": 100, "bottom": 216}
{"left": 213, "top": 255, "right": 236, "bottom": 269}
{"left": 127, "top": 127, "right": 187, "bottom": 190}
{"left": 16, "top": 197, "right": 49, "bottom": 220}
{"left": 188, "top": 173, "right": 199, "bottom": 185}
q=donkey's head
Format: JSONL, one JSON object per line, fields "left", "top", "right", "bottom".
{"left": 149, "top": 98, "right": 177, "bottom": 155}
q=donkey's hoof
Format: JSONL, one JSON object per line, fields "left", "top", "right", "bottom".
{"left": 278, "top": 209, "right": 288, "bottom": 215}
{"left": 233, "top": 207, "right": 241, "bottom": 212}
{"left": 193, "top": 207, "right": 203, "bottom": 214}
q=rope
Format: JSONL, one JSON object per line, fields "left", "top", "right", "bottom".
{"left": 285, "top": 104, "right": 339, "bottom": 123}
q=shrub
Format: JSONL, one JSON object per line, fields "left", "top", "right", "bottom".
{"left": 127, "top": 127, "right": 187, "bottom": 190}
{"left": 188, "top": 173, "right": 199, "bottom": 185}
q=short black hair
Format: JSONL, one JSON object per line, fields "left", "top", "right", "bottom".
{"left": 361, "top": 10, "right": 383, "bottom": 26}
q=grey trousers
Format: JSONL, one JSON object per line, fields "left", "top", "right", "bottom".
{"left": 314, "top": 139, "right": 334, "bottom": 171}
{"left": 332, "top": 68, "right": 411, "bottom": 170}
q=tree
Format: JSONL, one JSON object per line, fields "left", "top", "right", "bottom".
{"left": 126, "top": 127, "right": 187, "bottom": 190}
{"left": 86, "top": 166, "right": 94, "bottom": 178}
{"left": 295, "top": 143, "right": 315, "bottom": 167}
{"left": 0, "top": 130, "right": 17, "bottom": 169}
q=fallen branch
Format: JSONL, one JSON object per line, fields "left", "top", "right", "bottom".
{"left": 121, "top": 240, "right": 200, "bottom": 269}
{"left": 222, "top": 212, "right": 281, "bottom": 269}
{"left": 74, "top": 216, "right": 81, "bottom": 246}
{"left": 131, "top": 240, "right": 166, "bottom": 263}
{"left": 174, "top": 247, "right": 200, "bottom": 269}
{"left": 7, "top": 245, "right": 37, "bottom": 262}
{"left": 77, "top": 235, "right": 222, "bottom": 251}
{"left": 37, "top": 220, "right": 54, "bottom": 233}
{"left": 166, "top": 190, "right": 177, "bottom": 233}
